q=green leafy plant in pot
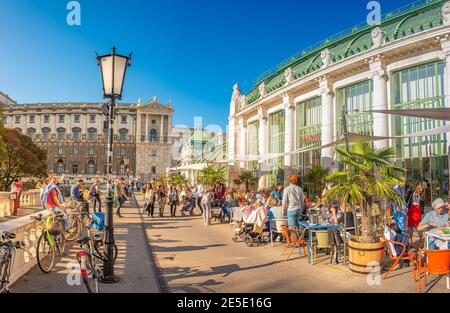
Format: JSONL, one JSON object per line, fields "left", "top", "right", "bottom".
{"left": 325, "top": 141, "right": 405, "bottom": 273}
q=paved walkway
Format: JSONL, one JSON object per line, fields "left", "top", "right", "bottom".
{"left": 137, "top": 194, "right": 449, "bottom": 293}
{"left": 12, "top": 196, "right": 160, "bottom": 293}
{"left": 11, "top": 193, "right": 450, "bottom": 293}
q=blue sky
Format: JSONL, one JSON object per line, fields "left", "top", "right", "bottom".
{"left": 0, "top": 0, "right": 414, "bottom": 129}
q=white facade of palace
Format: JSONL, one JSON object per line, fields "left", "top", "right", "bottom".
{"left": 228, "top": 0, "right": 450, "bottom": 198}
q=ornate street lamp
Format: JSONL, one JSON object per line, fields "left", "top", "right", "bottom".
{"left": 97, "top": 46, "right": 131, "bottom": 283}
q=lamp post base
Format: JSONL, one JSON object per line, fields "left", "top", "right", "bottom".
{"left": 99, "top": 275, "right": 120, "bottom": 284}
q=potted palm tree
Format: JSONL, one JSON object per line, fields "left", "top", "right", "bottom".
{"left": 325, "top": 141, "right": 405, "bottom": 274}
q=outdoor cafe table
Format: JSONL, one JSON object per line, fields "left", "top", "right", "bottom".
{"left": 424, "top": 228, "right": 450, "bottom": 250}
{"left": 298, "top": 222, "right": 341, "bottom": 264}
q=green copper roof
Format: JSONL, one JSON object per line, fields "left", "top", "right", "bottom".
{"left": 245, "top": 0, "right": 446, "bottom": 105}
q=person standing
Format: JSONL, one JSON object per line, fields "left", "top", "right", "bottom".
{"left": 89, "top": 179, "right": 102, "bottom": 213}
{"left": 407, "top": 184, "right": 424, "bottom": 245}
{"left": 168, "top": 184, "right": 179, "bottom": 217}
{"left": 115, "top": 177, "right": 128, "bottom": 218}
{"left": 144, "top": 183, "right": 156, "bottom": 217}
{"left": 202, "top": 187, "right": 213, "bottom": 226}
{"left": 15, "top": 179, "right": 23, "bottom": 209}
{"left": 10, "top": 179, "right": 20, "bottom": 216}
{"left": 281, "top": 175, "right": 305, "bottom": 239}
{"left": 196, "top": 183, "right": 204, "bottom": 215}
{"left": 158, "top": 184, "right": 167, "bottom": 217}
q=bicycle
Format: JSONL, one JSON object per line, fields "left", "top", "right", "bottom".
{"left": 30, "top": 213, "right": 66, "bottom": 273}
{"left": 0, "top": 232, "right": 25, "bottom": 293}
{"left": 65, "top": 201, "right": 91, "bottom": 242}
{"left": 76, "top": 218, "right": 118, "bottom": 293}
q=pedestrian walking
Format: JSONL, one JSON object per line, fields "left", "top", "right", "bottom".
{"left": 158, "top": 184, "right": 167, "bottom": 217}
{"left": 115, "top": 177, "right": 128, "bottom": 218}
{"left": 144, "top": 183, "right": 156, "bottom": 217}
{"left": 168, "top": 184, "right": 179, "bottom": 217}
{"left": 202, "top": 187, "right": 213, "bottom": 226}
{"left": 89, "top": 179, "right": 102, "bottom": 213}
{"left": 196, "top": 183, "right": 204, "bottom": 215}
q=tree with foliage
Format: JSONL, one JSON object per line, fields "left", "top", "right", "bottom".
{"left": 155, "top": 175, "right": 169, "bottom": 186}
{"left": 303, "top": 165, "right": 330, "bottom": 197}
{"left": 171, "top": 174, "right": 188, "bottom": 188}
{"left": 0, "top": 128, "right": 48, "bottom": 191}
{"left": 233, "top": 170, "right": 258, "bottom": 192}
{"left": 325, "top": 141, "right": 405, "bottom": 243}
{"left": 198, "top": 165, "right": 227, "bottom": 187}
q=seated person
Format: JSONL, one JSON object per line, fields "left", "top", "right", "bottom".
{"left": 70, "top": 179, "right": 89, "bottom": 213}
{"left": 330, "top": 203, "right": 356, "bottom": 235}
{"left": 417, "top": 198, "right": 450, "bottom": 250}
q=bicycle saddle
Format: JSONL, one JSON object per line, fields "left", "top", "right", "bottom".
{"left": 1, "top": 231, "right": 16, "bottom": 239}
{"left": 76, "top": 237, "right": 90, "bottom": 245}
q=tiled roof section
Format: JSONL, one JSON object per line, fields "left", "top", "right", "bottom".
{"left": 244, "top": 0, "right": 446, "bottom": 105}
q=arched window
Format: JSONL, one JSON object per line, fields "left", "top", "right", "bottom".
{"left": 87, "top": 160, "right": 96, "bottom": 175}
{"left": 88, "top": 128, "right": 97, "bottom": 142}
{"left": 57, "top": 128, "right": 66, "bottom": 141}
{"left": 27, "top": 128, "right": 36, "bottom": 141}
{"left": 42, "top": 128, "right": 51, "bottom": 141}
{"left": 72, "top": 128, "right": 82, "bottom": 141}
{"left": 150, "top": 129, "right": 158, "bottom": 142}
{"left": 56, "top": 160, "right": 64, "bottom": 174}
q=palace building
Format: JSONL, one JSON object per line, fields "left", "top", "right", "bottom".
{"left": 228, "top": 0, "right": 450, "bottom": 200}
{"left": 0, "top": 94, "right": 174, "bottom": 183}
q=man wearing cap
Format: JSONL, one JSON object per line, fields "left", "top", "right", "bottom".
{"left": 417, "top": 198, "right": 450, "bottom": 249}
{"left": 281, "top": 175, "right": 305, "bottom": 231}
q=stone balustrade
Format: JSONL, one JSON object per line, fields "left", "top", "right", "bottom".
{"left": 19, "top": 189, "right": 42, "bottom": 207}
{"left": 0, "top": 190, "right": 42, "bottom": 218}
{"left": 0, "top": 209, "right": 51, "bottom": 286}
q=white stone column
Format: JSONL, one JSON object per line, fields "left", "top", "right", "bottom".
{"left": 258, "top": 106, "right": 268, "bottom": 190}
{"left": 319, "top": 77, "right": 335, "bottom": 162}
{"left": 144, "top": 114, "right": 149, "bottom": 142}
{"left": 159, "top": 114, "right": 164, "bottom": 142}
{"left": 136, "top": 111, "right": 142, "bottom": 143}
{"left": 238, "top": 117, "right": 247, "bottom": 170}
{"left": 283, "top": 93, "right": 295, "bottom": 185}
{"left": 369, "top": 57, "right": 389, "bottom": 149}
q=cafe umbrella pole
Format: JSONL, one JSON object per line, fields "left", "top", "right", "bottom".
{"left": 341, "top": 107, "right": 350, "bottom": 266}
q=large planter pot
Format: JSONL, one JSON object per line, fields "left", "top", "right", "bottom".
{"left": 348, "top": 237, "right": 385, "bottom": 275}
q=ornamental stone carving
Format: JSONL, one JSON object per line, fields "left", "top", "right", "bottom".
{"left": 232, "top": 83, "right": 241, "bottom": 102}
{"left": 443, "top": 1, "right": 450, "bottom": 26}
{"left": 258, "top": 82, "right": 266, "bottom": 97}
{"left": 240, "top": 94, "right": 247, "bottom": 109}
{"left": 284, "top": 67, "right": 294, "bottom": 85}
{"left": 320, "top": 48, "right": 332, "bottom": 68}
{"left": 371, "top": 27, "right": 385, "bottom": 49}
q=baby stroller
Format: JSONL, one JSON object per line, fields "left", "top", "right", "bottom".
{"left": 232, "top": 205, "right": 268, "bottom": 247}
{"left": 181, "top": 196, "right": 196, "bottom": 216}
{"left": 210, "top": 199, "right": 224, "bottom": 223}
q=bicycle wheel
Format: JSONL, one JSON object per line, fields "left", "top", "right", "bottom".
{"left": 56, "top": 234, "right": 66, "bottom": 255}
{"left": 65, "top": 215, "right": 81, "bottom": 242}
{"left": 0, "top": 260, "right": 10, "bottom": 293}
{"left": 82, "top": 257, "right": 100, "bottom": 294}
{"left": 37, "top": 233, "right": 55, "bottom": 273}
